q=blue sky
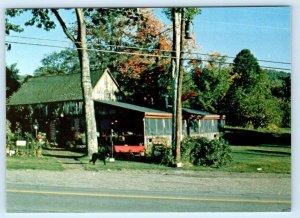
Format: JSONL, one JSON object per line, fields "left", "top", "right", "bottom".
{"left": 5, "top": 6, "right": 291, "bottom": 75}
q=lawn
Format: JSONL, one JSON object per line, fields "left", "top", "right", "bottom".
{"left": 6, "top": 156, "right": 64, "bottom": 171}
{"left": 226, "top": 144, "right": 291, "bottom": 173}
{"left": 80, "top": 143, "right": 291, "bottom": 174}
{"left": 6, "top": 144, "right": 291, "bottom": 174}
{"left": 80, "top": 156, "right": 174, "bottom": 172}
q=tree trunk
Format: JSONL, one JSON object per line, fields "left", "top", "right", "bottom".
{"left": 76, "top": 9, "right": 98, "bottom": 156}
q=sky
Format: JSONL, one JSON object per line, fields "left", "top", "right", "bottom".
{"left": 5, "top": 6, "right": 291, "bottom": 75}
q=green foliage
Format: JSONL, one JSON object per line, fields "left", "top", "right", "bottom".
{"left": 5, "top": 9, "right": 24, "bottom": 36}
{"left": 34, "top": 49, "right": 80, "bottom": 76}
{"left": 6, "top": 64, "right": 21, "bottom": 98}
{"left": 181, "top": 137, "right": 232, "bottom": 167}
{"left": 265, "top": 69, "right": 291, "bottom": 127}
{"left": 6, "top": 120, "right": 15, "bottom": 150}
{"left": 188, "top": 53, "right": 232, "bottom": 113}
{"left": 163, "top": 8, "right": 201, "bottom": 21}
{"left": 225, "top": 49, "right": 283, "bottom": 128}
{"left": 147, "top": 143, "right": 174, "bottom": 166}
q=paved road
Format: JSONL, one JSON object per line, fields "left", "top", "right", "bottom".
{"left": 7, "top": 183, "right": 290, "bottom": 212}
{"left": 6, "top": 180, "right": 290, "bottom": 212}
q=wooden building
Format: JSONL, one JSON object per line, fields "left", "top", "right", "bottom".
{"left": 7, "top": 69, "right": 121, "bottom": 146}
{"left": 7, "top": 68, "right": 225, "bottom": 150}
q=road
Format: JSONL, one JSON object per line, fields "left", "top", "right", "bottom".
{"left": 6, "top": 150, "right": 291, "bottom": 213}
{"left": 7, "top": 182, "right": 290, "bottom": 212}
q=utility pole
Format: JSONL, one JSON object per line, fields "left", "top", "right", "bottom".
{"left": 171, "top": 8, "right": 186, "bottom": 167}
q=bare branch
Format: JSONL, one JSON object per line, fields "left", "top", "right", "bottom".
{"left": 51, "top": 9, "right": 77, "bottom": 44}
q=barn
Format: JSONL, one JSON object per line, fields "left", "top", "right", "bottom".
{"left": 7, "top": 69, "right": 225, "bottom": 152}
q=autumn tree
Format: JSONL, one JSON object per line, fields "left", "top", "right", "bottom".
{"left": 85, "top": 8, "right": 172, "bottom": 109}
{"left": 117, "top": 9, "right": 172, "bottom": 108}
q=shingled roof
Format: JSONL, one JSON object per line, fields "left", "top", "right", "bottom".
{"left": 8, "top": 70, "right": 107, "bottom": 105}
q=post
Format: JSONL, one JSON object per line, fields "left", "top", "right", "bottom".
{"left": 172, "top": 8, "right": 186, "bottom": 167}
{"left": 109, "top": 129, "right": 115, "bottom": 162}
{"left": 175, "top": 8, "right": 186, "bottom": 167}
{"left": 171, "top": 9, "right": 181, "bottom": 165}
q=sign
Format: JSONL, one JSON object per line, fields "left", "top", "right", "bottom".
{"left": 16, "top": 140, "right": 27, "bottom": 147}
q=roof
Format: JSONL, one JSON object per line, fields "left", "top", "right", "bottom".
{"left": 182, "top": 108, "right": 225, "bottom": 120}
{"left": 95, "top": 100, "right": 172, "bottom": 118}
{"left": 182, "top": 108, "right": 214, "bottom": 116}
{"left": 8, "top": 69, "right": 111, "bottom": 105}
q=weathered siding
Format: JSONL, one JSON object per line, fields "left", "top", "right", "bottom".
{"left": 92, "top": 70, "right": 119, "bottom": 101}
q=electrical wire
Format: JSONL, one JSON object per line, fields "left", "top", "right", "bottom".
{"left": 6, "top": 34, "right": 291, "bottom": 65}
{"left": 5, "top": 40, "right": 291, "bottom": 71}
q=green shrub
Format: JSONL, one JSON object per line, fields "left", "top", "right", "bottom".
{"left": 182, "top": 137, "right": 232, "bottom": 167}
{"left": 6, "top": 120, "right": 15, "bottom": 150}
{"left": 147, "top": 143, "right": 174, "bottom": 166}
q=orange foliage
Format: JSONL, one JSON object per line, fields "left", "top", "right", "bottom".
{"left": 119, "top": 9, "right": 172, "bottom": 77}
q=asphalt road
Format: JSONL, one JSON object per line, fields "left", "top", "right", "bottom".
{"left": 6, "top": 183, "right": 290, "bottom": 212}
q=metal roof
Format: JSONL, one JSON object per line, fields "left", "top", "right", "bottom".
{"left": 95, "top": 100, "right": 172, "bottom": 116}
{"left": 182, "top": 108, "right": 214, "bottom": 116}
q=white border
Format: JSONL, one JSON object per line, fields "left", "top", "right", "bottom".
{"left": 1, "top": 1, "right": 299, "bottom": 218}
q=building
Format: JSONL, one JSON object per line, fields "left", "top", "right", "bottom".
{"left": 7, "top": 69, "right": 225, "bottom": 151}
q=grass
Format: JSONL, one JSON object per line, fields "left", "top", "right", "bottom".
{"left": 80, "top": 156, "right": 174, "bottom": 172}
{"left": 226, "top": 144, "right": 291, "bottom": 174}
{"left": 79, "top": 143, "right": 291, "bottom": 174}
{"left": 6, "top": 155, "right": 64, "bottom": 171}
{"left": 6, "top": 144, "right": 291, "bottom": 174}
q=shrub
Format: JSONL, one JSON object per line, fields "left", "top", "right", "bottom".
{"left": 6, "top": 120, "right": 15, "bottom": 150}
{"left": 182, "top": 137, "right": 232, "bottom": 167}
{"left": 147, "top": 143, "right": 174, "bottom": 166}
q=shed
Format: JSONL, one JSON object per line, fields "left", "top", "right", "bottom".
{"left": 182, "top": 108, "right": 225, "bottom": 139}
{"left": 94, "top": 100, "right": 172, "bottom": 149}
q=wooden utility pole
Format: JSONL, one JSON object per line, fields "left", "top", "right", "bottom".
{"left": 171, "top": 8, "right": 185, "bottom": 167}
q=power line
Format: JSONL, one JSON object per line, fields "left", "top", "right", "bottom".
{"left": 5, "top": 40, "right": 291, "bottom": 71}
{"left": 6, "top": 34, "right": 291, "bottom": 65}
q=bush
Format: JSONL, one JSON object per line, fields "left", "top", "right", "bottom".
{"left": 181, "top": 137, "right": 232, "bottom": 167}
{"left": 6, "top": 120, "right": 15, "bottom": 150}
{"left": 146, "top": 143, "right": 174, "bottom": 166}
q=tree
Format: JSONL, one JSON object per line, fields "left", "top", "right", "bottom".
{"left": 34, "top": 49, "right": 80, "bottom": 76}
{"left": 265, "top": 69, "right": 291, "bottom": 127}
{"left": 6, "top": 63, "right": 21, "bottom": 98}
{"left": 86, "top": 9, "right": 172, "bottom": 109}
{"left": 187, "top": 53, "right": 233, "bottom": 113}
{"left": 6, "top": 9, "right": 98, "bottom": 156}
{"left": 116, "top": 9, "right": 172, "bottom": 108}
{"left": 225, "top": 49, "right": 282, "bottom": 128}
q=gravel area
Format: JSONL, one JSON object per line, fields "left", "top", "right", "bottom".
{"left": 6, "top": 168, "right": 291, "bottom": 197}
